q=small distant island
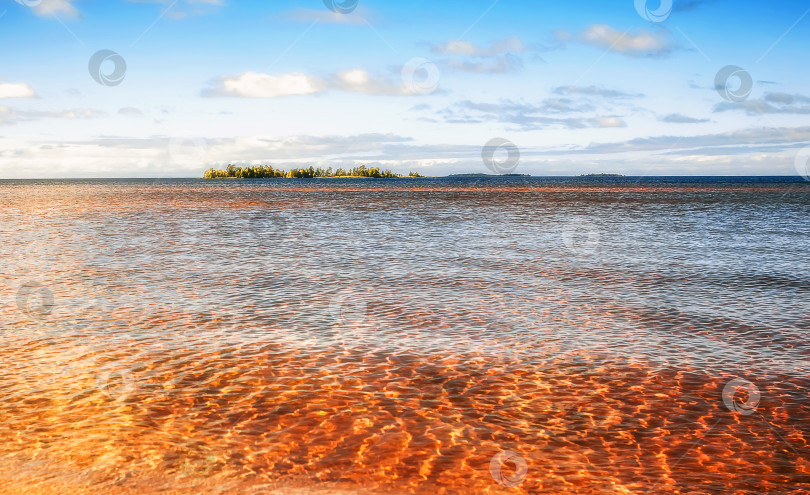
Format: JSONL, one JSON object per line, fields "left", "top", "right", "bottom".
{"left": 578, "top": 173, "right": 625, "bottom": 177}
{"left": 204, "top": 164, "right": 424, "bottom": 179}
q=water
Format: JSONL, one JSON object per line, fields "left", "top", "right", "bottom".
{"left": 0, "top": 177, "right": 808, "bottom": 494}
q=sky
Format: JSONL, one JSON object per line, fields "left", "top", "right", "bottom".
{"left": 0, "top": 0, "right": 809, "bottom": 178}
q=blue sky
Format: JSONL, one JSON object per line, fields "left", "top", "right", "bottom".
{"left": 1, "top": 0, "right": 809, "bottom": 177}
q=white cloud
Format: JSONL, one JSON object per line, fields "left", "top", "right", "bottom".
{"left": 0, "top": 106, "right": 105, "bottom": 126}
{"left": 118, "top": 107, "right": 143, "bottom": 116}
{"left": 571, "top": 126, "right": 810, "bottom": 155}
{"left": 660, "top": 113, "right": 710, "bottom": 124}
{"left": 445, "top": 55, "right": 522, "bottom": 74}
{"left": 331, "top": 69, "right": 406, "bottom": 95}
{"left": 588, "top": 117, "right": 627, "bottom": 128}
{"left": 204, "top": 69, "right": 416, "bottom": 98}
{"left": 204, "top": 72, "right": 327, "bottom": 98}
{"left": 558, "top": 25, "right": 674, "bottom": 57}
{"left": 714, "top": 92, "right": 810, "bottom": 115}
{"left": 0, "top": 82, "right": 37, "bottom": 99}
{"left": 26, "top": 0, "right": 80, "bottom": 19}
{"left": 553, "top": 86, "right": 642, "bottom": 99}
{"left": 435, "top": 98, "right": 634, "bottom": 130}
{"left": 430, "top": 36, "right": 529, "bottom": 74}
{"left": 431, "top": 36, "right": 527, "bottom": 57}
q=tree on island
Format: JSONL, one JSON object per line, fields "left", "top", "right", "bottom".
{"left": 204, "top": 164, "right": 424, "bottom": 179}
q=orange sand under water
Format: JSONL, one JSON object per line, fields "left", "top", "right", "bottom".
{"left": 0, "top": 179, "right": 807, "bottom": 493}
{"left": 1, "top": 308, "right": 807, "bottom": 494}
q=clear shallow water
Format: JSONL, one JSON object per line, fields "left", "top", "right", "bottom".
{"left": 0, "top": 177, "right": 808, "bottom": 494}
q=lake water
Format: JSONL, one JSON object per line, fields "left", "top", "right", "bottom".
{"left": 0, "top": 177, "right": 808, "bottom": 494}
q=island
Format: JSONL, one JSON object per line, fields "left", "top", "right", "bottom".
{"left": 204, "top": 164, "right": 424, "bottom": 179}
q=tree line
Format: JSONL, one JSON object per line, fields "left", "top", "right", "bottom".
{"left": 204, "top": 164, "right": 424, "bottom": 179}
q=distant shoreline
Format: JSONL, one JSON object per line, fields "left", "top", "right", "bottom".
{"left": 203, "top": 171, "right": 627, "bottom": 179}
